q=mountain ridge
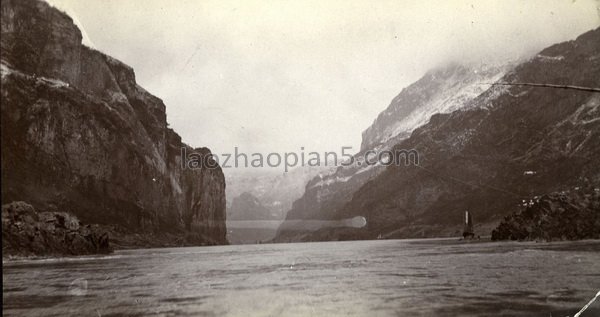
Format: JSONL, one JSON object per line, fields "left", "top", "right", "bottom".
{"left": 275, "top": 27, "right": 600, "bottom": 242}
{"left": 274, "top": 63, "right": 510, "bottom": 242}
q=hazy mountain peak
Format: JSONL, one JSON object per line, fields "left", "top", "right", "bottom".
{"left": 360, "top": 62, "right": 510, "bottom": 152}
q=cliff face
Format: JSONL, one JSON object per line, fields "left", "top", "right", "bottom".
{"left": 275, "top": 64, "right": 508, "bottom": 242}
{"left": 278, "top": 27, "right": 600, "bottom": 242}
{"left": 1, "top": 0, "right": 227, "bottom": 246}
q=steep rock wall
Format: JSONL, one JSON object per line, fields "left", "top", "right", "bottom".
{"left": 1, "top": 0, "right": 226, "bottom": 245}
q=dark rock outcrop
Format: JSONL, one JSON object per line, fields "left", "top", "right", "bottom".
{"left": 2, "top": 202, "right": 112, "bottom": 256}
{"left": 491, "top": 188, "right": 600, "bottom": 241}
{"left": 1, "top": 0, "right": 227, "bottom": 250}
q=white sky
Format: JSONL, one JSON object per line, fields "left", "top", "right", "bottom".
{"left": 46, "top": 0, "right": 599, "bottom": 162}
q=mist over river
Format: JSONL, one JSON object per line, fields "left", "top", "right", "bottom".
{"left": 3, "top": 239, "right": 600, "bottom": 316}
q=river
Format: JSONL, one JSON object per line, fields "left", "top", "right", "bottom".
{"left": 3, "top": 239, "right": 600, "bottom": 316}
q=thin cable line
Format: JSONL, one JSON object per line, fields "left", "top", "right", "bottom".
{"left": 482, "top": 82, "right": 600, "bottom": 93}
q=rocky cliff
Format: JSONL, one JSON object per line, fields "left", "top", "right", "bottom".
{"left": 277, "top": 27, "right": 600, "bottom": 242}
{"left": 1, "top": 0, "right": 227, "bottom": 249}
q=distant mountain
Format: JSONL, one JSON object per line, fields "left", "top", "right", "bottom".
{"left": 229, "top": 192, "right": 276, "bottom": 221}
{"left": 226, "top": 192, "right": 278, "bottom": 244}
{"left": 279, "top": 27, "right": 600, "bottom": 242}
{"left": 1, "top": 0, "right": 227, "bottom": 252}
{"left": 225, "top": 165, "right": 333, "bottom": 243}
{"left": 274, "top": 63, "right": 509, "bottom": 242}
{"left": 226, "top": 165, "right": 334, "bottom": 216}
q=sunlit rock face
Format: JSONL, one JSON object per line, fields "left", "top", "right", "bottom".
{"left": 1, "top": 0, "right": 227, "bottom": 247}
{"left": 276, "top": 27, "right": 600, "bottom": 242}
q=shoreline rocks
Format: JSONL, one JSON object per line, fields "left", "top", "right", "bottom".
{"left": 491, "top": 187, "right": 600, "bottom": 241}
{"left": 2, "top": 202, "right": 112, "bottom": 257}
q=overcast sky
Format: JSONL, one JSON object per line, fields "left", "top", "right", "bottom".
{"left": 47, "top": 0, "right": 599, "bottom": 164}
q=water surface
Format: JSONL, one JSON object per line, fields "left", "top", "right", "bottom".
{"left": 3, "top": 239, "right": 600, "bottom": 316}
